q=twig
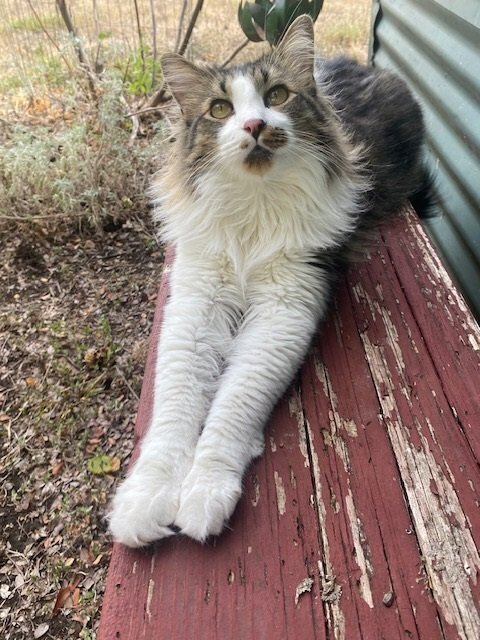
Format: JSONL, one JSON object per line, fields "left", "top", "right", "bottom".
{"left": 55, "top": 0, "right": 97, "bottom": 97}
{"left": 115, "top": 367, "right": 140, "bottom": 401}
{"left": 129, "top": 113, "right": 141, "bottom": 146}
{"left": 55, "top": 0, "right": 89, "bottom": 68}
{"left": 146, "top": 81, "right": 171, "bottom": 109}
{"left": 0, "top": 211, "right": 87, "bottom": 220}
{"left": 149, "top": 0, "right": 158, "bottom": 88}
{"left": 92, "top": 0, "right": 100, "bottom": 37}
{"left": 25, "top": 0, "right": 73, "bottom": 73}
{"left": 178, "top": 0, "right": 205, "bottom": 56}
{"left": 120, "top": 95, "right": 141, "bottom": 146}
{"left": 174, "top": 0, "right": 189, "bottom": 52}
{"left": 124, "top": 105, "right": 165, "bottom": 118}
{"left": 132, "top": 0, "right": 145, "bottom": 74}
{"left": 221, "top": 38, "right": 250, "bottom": 67}
{"left": 147, "top": 0, "right": 205, "bottom": 108}
{"left": 92, "top": 0, "right": 103, "bottom": 74}
{"left": 59, "top": 354, "right": 81, "bottom": 372}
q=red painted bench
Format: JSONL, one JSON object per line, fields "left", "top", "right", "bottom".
{"left": 98, "top": 209, "right": 480, "bottom": 640}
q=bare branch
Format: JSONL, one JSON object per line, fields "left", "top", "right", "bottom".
{"left": 55, "top": 0, "right": 97, "bottom": 97}
{"left": 146, "top": 82, "right": 171, "bottom": 109}
{"left": 174, "top": 0, "right": 189, "bottom": 53}
{"left": 25, "top": 0, "right": 73, "bottom": 72}
{"left": 149, "top": 0, "right": 158, "bottom": 88}
{"left": 221, "top": 38, "right": 250, "bottom": 67}
{"left": 146, "top": 0, "right": 205, "bottom": 107}
{"left": 124, "top": 105, "right": 165, "bottom": 118}
{"left": 132, "top": 0, "right": 145, "bottom": 74}
{"left": 178, "top": 0, "right": 205, "bottom": 57}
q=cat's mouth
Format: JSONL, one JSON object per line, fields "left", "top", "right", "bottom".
{"left": 243, "top": 144, "right": 274, "bottom": 174}
{"left": 241, "top": 126, "right": 288, "bottom": 175}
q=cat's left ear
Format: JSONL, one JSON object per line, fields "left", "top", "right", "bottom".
{"left": 161, "top": 54, "right": 212, "bottom": 119}
{"left": 274, "top": 15, "right": 315, "bottom": 86}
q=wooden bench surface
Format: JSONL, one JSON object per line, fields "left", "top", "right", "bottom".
{"left": 98, "top": 209, "right": 480, "bottom": 640}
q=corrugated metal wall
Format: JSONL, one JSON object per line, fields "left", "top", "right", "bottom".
{"left": 370, "top": 0, "right": 480, "bottom": 317}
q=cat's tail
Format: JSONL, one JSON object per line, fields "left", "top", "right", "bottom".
{"left": 409, "top": 165, "right": 441, "bottom": 219}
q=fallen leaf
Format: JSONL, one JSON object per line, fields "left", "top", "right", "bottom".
{"left": 83, "top": 346, "right": 108, "bottom": 366}
{"left": 15, "top": 574, "right": 25, "bottom": 589}
{"left": 52, "top": 460, "right": 64, "bottom": 476}
{"left": 72, "top": 587, "right": 80, "bottom": 608}
{"left": 87, "top": 454, "right": 120, "bottom": 475}
{"left": 52, "top": 585, "right": 73, "bottom": 616}
{"left": 34, "top": 623, "right": 49, "bottom": 638}
{"left": 80, "top": 547, "right": 94, "bottom": 565}
{"left": 52, "top": 574, "right": 82, "bottom": 616}
{"left": 0, "top": 584, "right": 11, "bottom": 599}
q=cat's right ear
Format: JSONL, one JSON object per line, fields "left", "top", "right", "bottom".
{"left": 161, "top": 54, "right": 211, "bottom": 120}
{"left": 274, "top": 15, "right": 315, "bottom": 87}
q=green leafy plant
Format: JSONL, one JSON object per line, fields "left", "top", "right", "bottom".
{"left": 125, "top": 46, "right": 162, "bottom": 96}
{"left": 238, "top": 0, "right": 323, "bottom": 45}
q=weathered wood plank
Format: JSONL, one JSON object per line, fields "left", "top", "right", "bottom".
{"left": 99, "top": 212, "right": 480, "bottom": 640}
{"left": 382, "top": 212, "right": 480, "bottom": 460}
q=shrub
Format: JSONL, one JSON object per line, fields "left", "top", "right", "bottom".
{"left": 0, "top": 73, "right": 165, "bottom": 233}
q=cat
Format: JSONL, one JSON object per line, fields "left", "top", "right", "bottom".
{"left": 108, "top": 15, "right": 437, "bottom": 546}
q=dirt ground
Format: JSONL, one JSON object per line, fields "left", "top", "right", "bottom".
{"left": 1, "top": 218, "right": 164, "bottom": 639}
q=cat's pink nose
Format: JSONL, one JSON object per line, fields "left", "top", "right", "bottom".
{"left": 243, "top": 118, "right": 266, "bottom": 140}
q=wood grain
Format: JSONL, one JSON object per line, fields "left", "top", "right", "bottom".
{"left": 99, "top": 211, "right": 480, "bottom": 640}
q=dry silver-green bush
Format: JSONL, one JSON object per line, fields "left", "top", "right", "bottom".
{"left": 0, "top": 74, "right": 165, "bottom": 233}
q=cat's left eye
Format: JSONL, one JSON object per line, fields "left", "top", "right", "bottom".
{"left": 210, "top": 99, "right": 233, "bottom": 119}
{"left": 265, "top": 85, "right": 289, "bottom": 107}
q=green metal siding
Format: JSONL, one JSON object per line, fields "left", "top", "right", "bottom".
{"left": 370, "top": 0, "right": 480, "bottom": 317}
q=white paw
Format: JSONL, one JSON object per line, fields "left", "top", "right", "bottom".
{"left": 108, "top": 462, "right": 184, "bottom": 547}
{"left": 174, "top": 464, "right": 242, "bottom": 542}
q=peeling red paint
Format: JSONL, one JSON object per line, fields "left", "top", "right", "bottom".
{"left": 99, "top": 212, "right": 480, "bottom": 640}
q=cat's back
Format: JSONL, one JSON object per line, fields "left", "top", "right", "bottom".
{"left": 315, "top": 56, "right": 429, "bottom": 214}
{"left": 314, "top": 56, "right": 424, "bottom": 143}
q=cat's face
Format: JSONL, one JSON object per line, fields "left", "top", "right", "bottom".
{"left": 204, "top": 71, "right": 293, "bottom": 175}
{"left": 162, "top": 16, "right": 325, "bottom": 180}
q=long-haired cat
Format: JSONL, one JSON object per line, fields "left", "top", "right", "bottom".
{"left": 109, "top": 16, "right": 437, "bottom": 546}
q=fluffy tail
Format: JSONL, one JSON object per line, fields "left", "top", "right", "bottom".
{"left": 409, "top": 166, "right": 441, "bottom": 219}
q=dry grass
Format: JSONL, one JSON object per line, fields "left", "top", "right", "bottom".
{"left": 0, "top": 2, "right": 371, "bottom": 639}
{"left": 315, "top": 0, "right": 371, "bottom": 62}
{"left": 193, "top": 0, "right": 371, "bottom": 64}
{"left": 0, "top": 0, "right": 371, "bottom": 102}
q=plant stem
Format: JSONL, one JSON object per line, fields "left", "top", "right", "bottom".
{"left": 221, "top": 38, "right": 250, "bottom": 67}
{"left": 178, "top": 0, "right": 205, "bottom": 56}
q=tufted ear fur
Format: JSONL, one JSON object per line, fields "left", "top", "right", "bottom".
{"left": 161, "top": 54, "right": 212, "bottom": 119}
{"left": 273, "top": 15, "right": 315, "bottom": 87}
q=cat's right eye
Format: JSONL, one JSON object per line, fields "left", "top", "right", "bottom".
{"left": 265, "top": 85, "right": 289, "bottom": 107}
{"left": 210, "top": 100, "right": 233, "bottom": 119}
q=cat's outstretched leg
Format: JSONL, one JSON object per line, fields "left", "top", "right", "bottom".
{"left": 108, "top": 257, "right": 236, "bottom": 547}
{"left": 175, "top": 261, "right": 331, "bottom": 541}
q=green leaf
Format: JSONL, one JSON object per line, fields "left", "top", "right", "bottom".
{"left": 238, "top": 0, "right": 324, "bottom": 45}
{"left": 238, "top": 2, "right": 267, "bottom": 42}
{"left": 87, "top": 454, "right": 120, "bottom": 475}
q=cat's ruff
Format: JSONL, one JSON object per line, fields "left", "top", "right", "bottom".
{"left": 109, "top": 16, "right": 437, "bottom": 546}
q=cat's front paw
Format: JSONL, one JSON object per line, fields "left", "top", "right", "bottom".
{"left": 108, "top": 465, "right": 182, "bottom": 547}
{"left": 174, "top": 463, "right": 242, "bottom": 542}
